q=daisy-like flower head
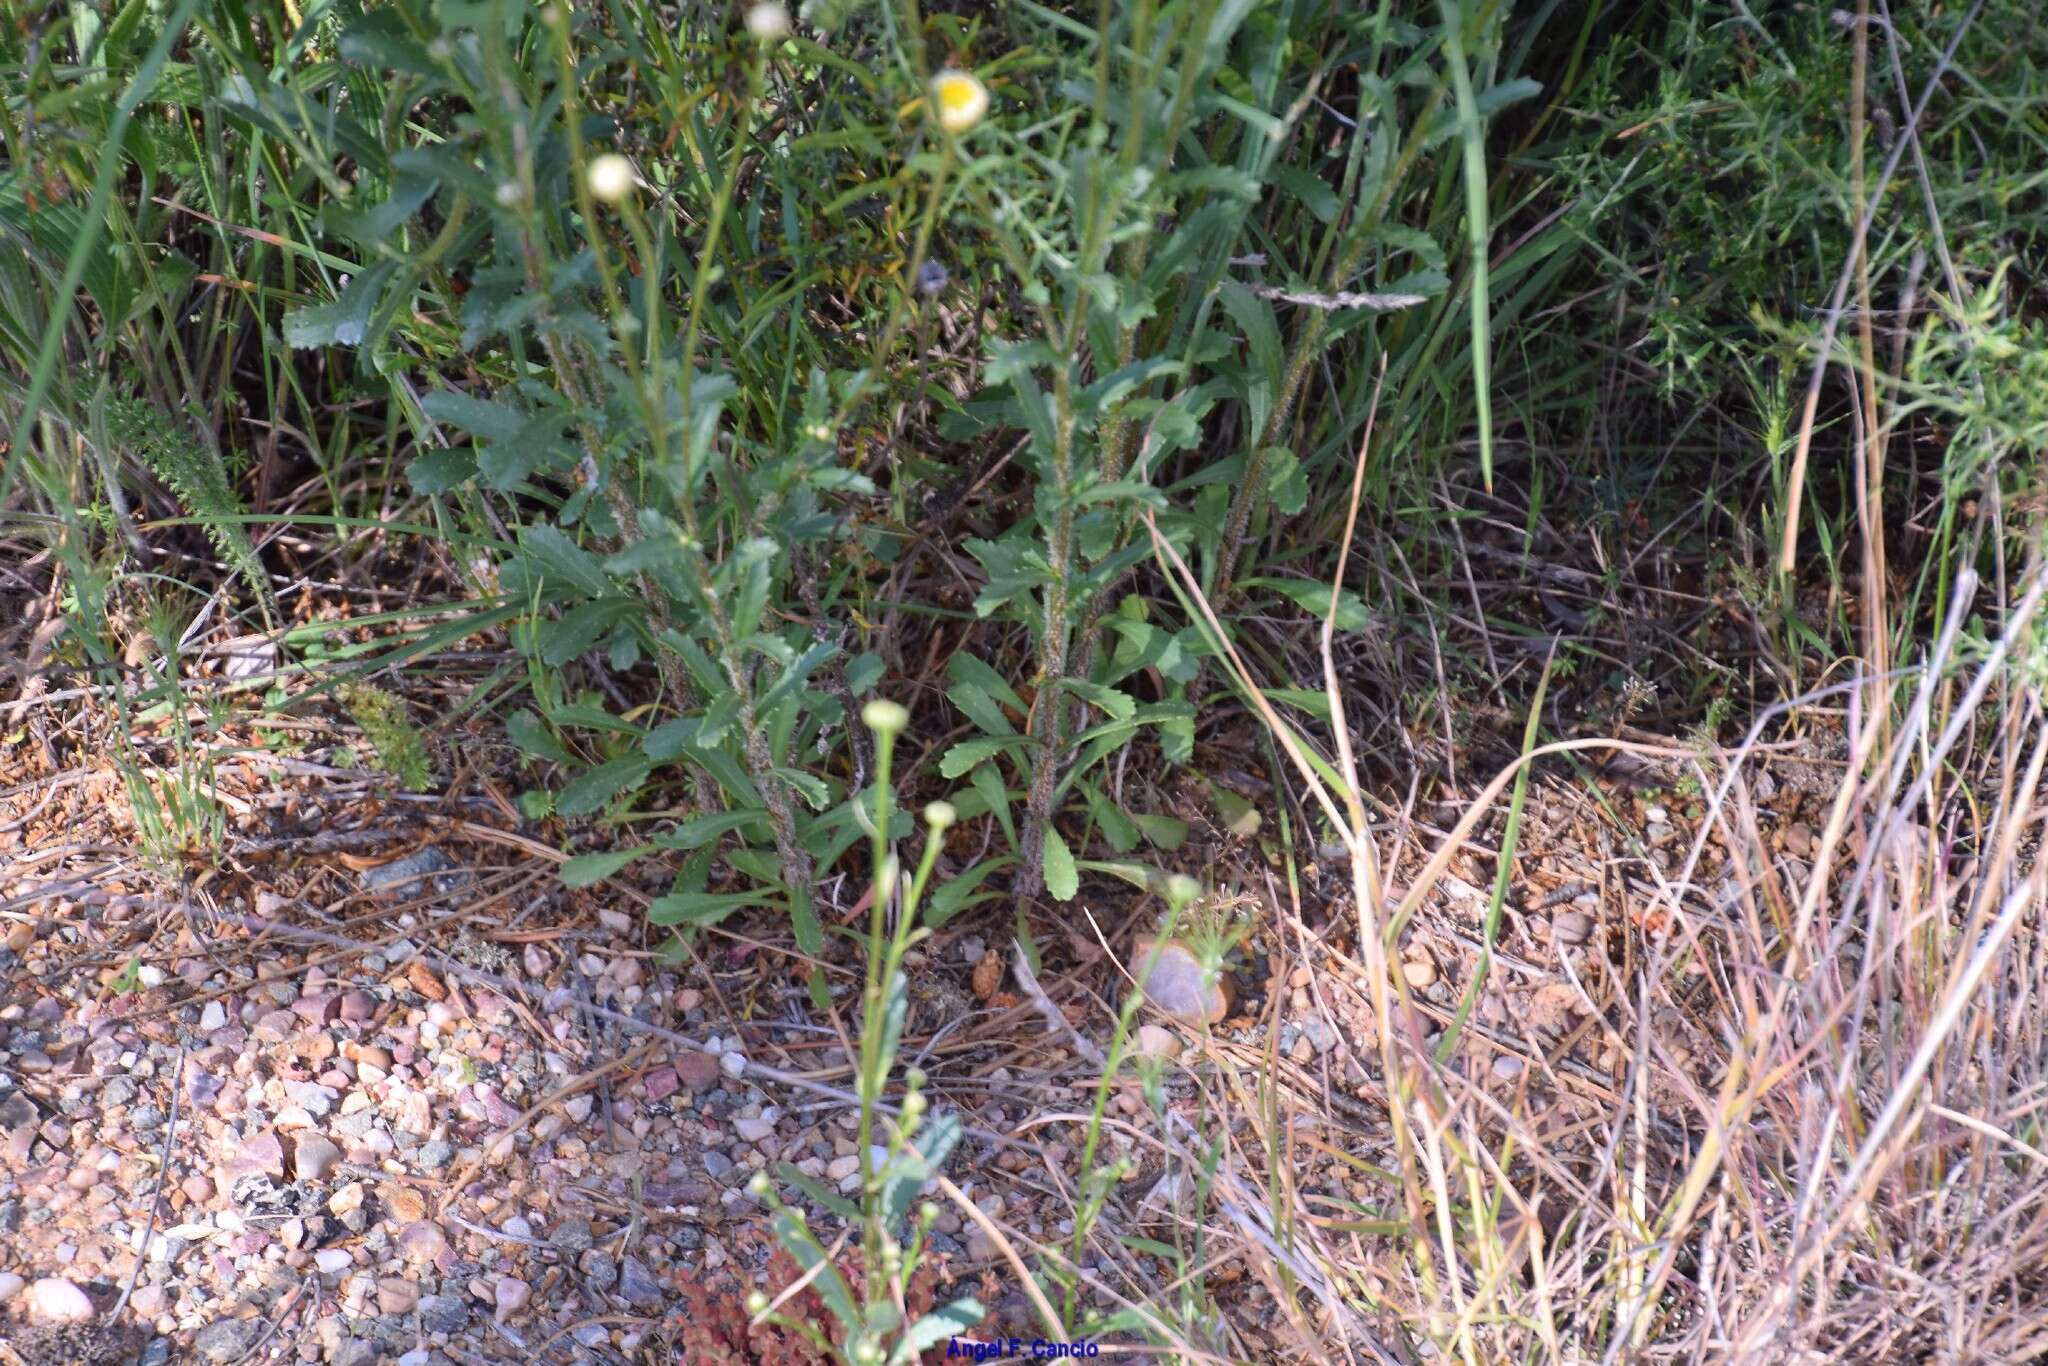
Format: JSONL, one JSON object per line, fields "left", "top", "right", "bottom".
{"left": 930, "top": 69, "right": 988, "bottom": 135}
{"left": 744, "top": 3, "right": 790, "bottom": 40}
{"left": 585, "top": 153, "right": 636, "bottom": 204}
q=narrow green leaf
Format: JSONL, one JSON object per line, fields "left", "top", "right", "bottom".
{"left": 648, "top": 889, "right": 775, "bottom": 925}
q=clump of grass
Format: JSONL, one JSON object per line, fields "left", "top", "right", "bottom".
{"left": 1141, "top": 413, "right": 2048, "bottom": 1356}
{"left": 340, "top": 680, "right": 434, "bottom": 792}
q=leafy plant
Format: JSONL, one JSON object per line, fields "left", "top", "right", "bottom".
{"left": 745, "top": 699, "right": 983, "bottom": 1363}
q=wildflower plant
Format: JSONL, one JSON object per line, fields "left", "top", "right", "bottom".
{"left": 746, "top": 700, "right": 983, "bottom": 1363}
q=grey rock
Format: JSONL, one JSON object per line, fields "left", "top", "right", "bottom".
{"left": 195, "top": 1317, "right": 261, "bottom": 1362}
{"left": 284, "top": 1081, "right": 336, "bottom": 1118}
{"left": 130, "top": 1104, "right": 165, "bottom": 1131}
{"left": 701, "top": 1149, "right": 734, "bottom": 1179}
{"left": 292, "top": 1135, "right": 343, "bottom": 1182}
{"left": 332, "top": 1342, "right": 379, "bottom": 1366}
{"left": 549, "top": 1216, "right": 593, "bottom": 1255}
{"left": 417, "top": 1139, "right": 454, "bottom": 1171}
{"left": 578, "top": 1249, "right": 617, "bottom": 1292}
{"left": 101, "top": 1077, "right": 137, "bottom": 1108}
{"left": 618, "top": 1255, "right": 662, "bottom": 1309}
{"left": 419, "top": 1293, "right": 469, "bottom": 1334}
{"left": 138, "top": 1338, "right": 173, "bottom": 1366}
{"left": 360, "top": 848, "right": 467, "bottom": 902}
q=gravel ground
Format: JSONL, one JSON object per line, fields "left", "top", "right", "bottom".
{"left": 1, "top": 718, "right": 1803, "bottom": 1362}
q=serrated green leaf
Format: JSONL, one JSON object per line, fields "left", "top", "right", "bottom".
{"left": 946, "top": 653, "right": 1028, "bottom": 714}
{"left": 1060, "top": 679, "right": 1136, "bottom": 721}
{"left": 282, "top": 260, "right": 398, "bottom": 349}
{"left": 1133, "top": 813, "right": 1189, "bottom": 849}
{"left": 538, "top": 600, "right": 635, "bottom": 667}
{"left": 845, "top": 651, "right": 886, "bottom": 695}
{"left": 556, "top": 756, "right": 650, "bottom": 817}
{"left": 407, "top": 447, "right": 476, "bottom": 493}
{"left": 1042, "top": 827, "right": 1079, "bottom": 901}
{"left": 521, "top": 525, "right": 614, "bottom": 600}
{"left": 940, "top": 736, "right": 1025, "bottom": 779}
{"left": 559, "top": 846, "right": 650, "bottom": 887}
{"left": 947, "top": 681, "right": 1016, "bottom": 737}
{"left": 1082, "top": 784, "right": 1141, "bottom": 854}
{"left": 505, "top": 710, "right": 572, "bottom": 765}
{"left": 419, "top": 390, "right": 526, "bottom": 442}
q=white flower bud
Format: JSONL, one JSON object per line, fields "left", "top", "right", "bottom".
{"left": 862, "top": 699, "right": 909, "bottom": 734}
{"left": 586, "top": 153, "right": 636, "bottom": 203}
{"left": 744, "top": 3, "right": 791, "bottom": 39}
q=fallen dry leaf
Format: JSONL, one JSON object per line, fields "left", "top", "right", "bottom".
{"left": 406, "top": 960, "right": 447, "bottom": 1002}
{"left": 971, "top": 951, "right": 1004, "bottom": 1002}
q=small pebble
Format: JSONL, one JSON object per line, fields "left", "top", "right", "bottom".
{"left": 618, "top": 1256, "right": 663, "bottom": 1309}
{"left": 28, "top": 1276, "right": 96, "bottom": 1323}
{"left": 494, "top": 1275, "right": 530, "bottom": 1320}
{"left": 397, "top": 1219, "right": 449, "bottom": 1265}
{"left": 194, "top": 1317, "right": 260, "bottom": 1362}
{"left": 419, "top": 1293, "right": 468, "bottom": 1334}
{"left": 1552, "top": 911, "right": 1595, "bottom": 946}
{"left": 1134, "top": 1025, "right": 1181, "bottom": 1059}
{"left": 1131, "top": 937, "right": 1232, "bottom": 1024}
{"left": 1401, "top": 958, "right": 1437, "bottom": 989}
{"left": 292, "top": 1135, "right": 342, "bottom": 1182}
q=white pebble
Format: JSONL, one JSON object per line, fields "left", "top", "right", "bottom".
{"left": 27, "top": 1277, "right": 95, "bottom": 1323}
